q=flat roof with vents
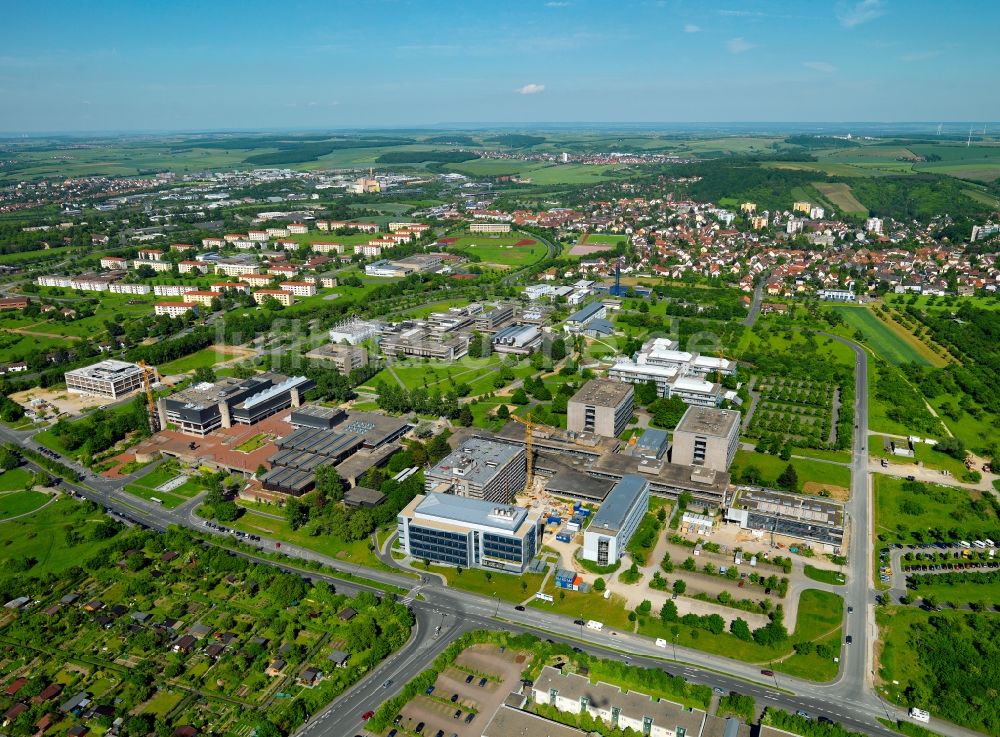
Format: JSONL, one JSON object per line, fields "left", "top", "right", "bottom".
{"left": 570, "top": 378, "right": 633, "bottom": 408}
{"left": 675, "top": 406, "right": 740, "bottom": 438}
{"left": 411, "top": 492, "right": 529, "bottom": 533}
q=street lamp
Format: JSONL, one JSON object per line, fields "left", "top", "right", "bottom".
{"left": 673, "top": 633, "right": 678, "bottom": 662}
{"left": 494, "top": 592, "right": 500, "bottom": 617}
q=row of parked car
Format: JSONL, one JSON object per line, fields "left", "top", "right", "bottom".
{"left": 203, "top": 520, "right": 261, "bottom": 542}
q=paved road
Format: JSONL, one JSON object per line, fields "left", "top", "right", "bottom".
{"left": 742, "top": 277, "right": 766, "bottom": 327}
{"left": 1, "top": 392, "right": 988, "bottom": 737}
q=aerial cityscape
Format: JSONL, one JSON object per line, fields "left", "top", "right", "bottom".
{"left": 1, "top": 3, "right": 999, "bottom": 737}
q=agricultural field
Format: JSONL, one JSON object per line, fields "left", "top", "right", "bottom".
{"left": 830, "top": 305, "right": 936, "bottom": 366}
{"left": 0, "top": 509, "right": 414, "bottom": 737}
{"left": 746, "top": 375, "right": 838, "bottom": 450}
{"left": 873, "top": 475, "right": 1000, "bottom": 547}
{"left": 811, "top": 182, "right": 868, "bottom": 215}
{"left": 446, "top": 159, "right": 627, "bottom": 184}
{"left": 445, "top": 233, "right": 547, "bottom": 269}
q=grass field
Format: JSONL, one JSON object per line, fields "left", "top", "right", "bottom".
{"left": 0, "top": 490, "right": 50, "bottom": 518}
{"left": 0, "top": 496, "right": 125, "bottom": 574}
{"left": 873, "top": 475, "right": 1000, "bottom": 546}
{"left": 580, "top": 233, "right": 628, "bottom": 247}
{"left": 360, "top": 355, "right": 535, "bottom": 396}
{"left": 804, "top": 565, "right": 846, "bottom": 585}
{"left": 812, "top": 182, "right": 869, "bottom": 215}
{"left": 445, "top": 567, "right": 546, "bottom": 602}
{"left": 0, "top": 467, "right": 34, "bottom": 492}
{"left": 830, "top": 306, "right": 934, "bottom": 366}
{"left": 731, "top": 450, "right": 851, "bottom": 495}
{"left": 446, "top": 234, "right": 547, "bottom": 269}
{"left": 906, "top": 575, "right": 1000, "bottom": 607}
{"left": 124, "top": 464, "right": 204, "bottom": 509}
{"left": 446, "top": 159, "right": 627, "bottom": 184}
{"left": 158, "top": 346, "right": 237, "bottom": 374}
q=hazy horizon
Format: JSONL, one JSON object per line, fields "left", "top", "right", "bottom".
{"left": 3, "top": 0, "right": 999, "bottom": 133}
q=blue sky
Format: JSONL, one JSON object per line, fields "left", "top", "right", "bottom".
{"left": 1, "top": 0, "right": 997, "bottom": 132}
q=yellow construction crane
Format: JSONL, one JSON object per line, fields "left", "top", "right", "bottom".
{"left": 510, "top": 412, "right": 535, "bottom": 492}
{"left": 138, "top": 360, "right": 159, "bottom": 433}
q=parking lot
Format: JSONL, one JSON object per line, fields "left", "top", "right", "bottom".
{"left": 381, "top": 644, "right": 527, "bottom": 737}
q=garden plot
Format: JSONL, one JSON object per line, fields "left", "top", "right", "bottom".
{"left": 746, "top": 376, "right": 838, "bottom": 449}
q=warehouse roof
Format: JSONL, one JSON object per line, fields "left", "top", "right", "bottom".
{"left": 588, "top": 474, "right": 648, "bottom": 535}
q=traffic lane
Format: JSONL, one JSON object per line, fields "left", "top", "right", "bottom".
{"left": 300, "top": 616, "right": 473, "bottom": 737}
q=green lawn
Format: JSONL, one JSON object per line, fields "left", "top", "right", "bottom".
{"left": 906, "top": 575, "right": 1000, "bottom": 607}
{"left": 235, "top": 433, "right": 269, "bottom": 453}
{"left": 528, "top": 579, "right": 634, "bottom": 630}
{"left": 874, "top": 474, "right": 1000, "bottom": 546}
{"left": 444, "top": 567, "right": 546, "bottom": 603}
{"left": 829, "top": 306, "right": 932, "bottom": 366}
{"left": 731, "top": 450, "right": 851, "bottom": 493}
{"left": 0, "top": 490, "right": 50, "bottom": 518}
{"left": 0, "top": 496, "right": 126, "bottom": 575}
{"left": 0, "top": 467, "right": 34, "bottom": 492}
{"left": 804, "top": 565, "right": 846, "bottom": 585}
{"left": 158, "top": 346, "right": 233, "bottom": 374}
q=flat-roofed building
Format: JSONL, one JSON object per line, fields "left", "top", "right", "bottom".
{"left": 563, "top": 301, "right": 606, "bottom": 333}
{"left": 183, "top": 290, "right": 221, "bottom": 307}
{"left": 304, "top": 343, "right": 368, "bottom": 373}
{"left": 567, "top": 379, "right": 634, "bottom": 438}
{"left": 469, "top": 222, "right": 511, "bottom": 233}
{"left": 668, "top": 375, "right": 723, "bottom": 408}
{"left": 379, "top": 326, "right": 469, "bottom": 361}
{"left": 65, "top": 360, "right": 145, "bottom": 399}
{"left": 254, "top": 289, "right": 294, "bottom": 307}
{"left": 425, "top": 437, "right": 526, "bottom": 504}
{"left": 398, "top": 492, "right": 541, "bottom": 573}
{"left": 726, "top": 488, "right": 845, "bottom": 549}
{"left": 582, "top": 475, "right": 649, "bottom": 566}
{"left": 279, "top": 281, "right": 317, "bottom": 297}
{"left": 482, "top": 706, "right": 587, "bottom": 737}
{"left": 475, "top": 303, "right": 515, "bottom": 332}
{"left": 671, "top": 406, "right": 740, "bottom": 472}
{"left": 158, "top": 374, "right": 313, "bottom": 437}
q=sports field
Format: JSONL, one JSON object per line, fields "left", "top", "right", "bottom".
{"left": 447, "top": 234, "right": 546, "bottom": 269}
{"left": 830, "top": 306, "right": 935, "bottom": 366}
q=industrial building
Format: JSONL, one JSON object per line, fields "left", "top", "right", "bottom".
{"left": 397, "top": 492, "right": 541, "bottom": 573}
{"left": 491, "top": 324, "right": 542, "bottom": 355}
{"left": 671, "top": 406, "right": 741, "bottom": 472}
{"left": 425, "top": 437, "right": 526, "bottom": 504}
{"left": 532, "top": 666, "right": 749, "bottom": 737}
{"left": 64, "top": 360, "right": 145, "bottom": 400}
{"left": 567, "top": 379, "right": 634, "bottom": 438}
{"left": 287, "top": 406, "right": 410, "bottom": 448}
{"left": 582, "top": 475, "right": 650, "bottom": 566}
{"left": 725, "top": 488, "right": 845, "bottom": 550}
{"left": 158, "top": 374, "right": 314, "bottom": 437}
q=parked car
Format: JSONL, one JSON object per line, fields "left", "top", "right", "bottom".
{"left": 465, "top": 674, "right": 474, "bottom": 684}
{"left": 415, "top": 723, "right": 424, "bottom": 734}
{"left": 450, "top": 694, "right": 458, "bottom": 703}
{"left": 425, "top": 686, "right": 434, "bottom": 695}
{"left": 761, "top": 670, "right": 774, "bottom": 677}
{"left": 464, "top": 714, "right": 475, "bottom": 724}
{"left": 514, "top": 605, "right": 525, "bottom": 611}
{"left": 478, "top": 677, "right": 488, "bottom": 687}
{"left": 845, "top": 636, "right": 853, "bottom": 645}
{"left": 453, "top": 709, "right": 462, "bottom": 719}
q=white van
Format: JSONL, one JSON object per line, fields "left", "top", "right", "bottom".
{"left": 586, "top": 620, "right": 604, "bottom": 631}
{"left": 985, "top": 539, "right": 996, "bottom": 548}
{"left": 909, "top": 708, "right": 930, "bottom": 723}
{"left": 974, "top": 540, "right": 987, "bottom": 549}
{"left": 959, "top": 541, "right": 971, "bottom": 549}
{"left": 655, "top": 638, "right": 667, "bottom": 648}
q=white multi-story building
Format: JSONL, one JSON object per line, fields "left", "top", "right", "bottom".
{"left": 109, "top": 283, "right": 151, "bottom": 295}
{"left": 100, "top": 256, "right": 127, "bottom": 270}
{"left": 266, "top": 227, "right": 289, "bottom": 238}
{"left": 65, "top": 360, "right": 145, "bottom": 399}
{"left": 279, "top": 281, "right": 317, "bottom": 297}
{"left": 311, "top": 242, "right": 345, "bottom": 254}
{"left": 153, "top": 284, "right": 190, "bottom": 297}
{"left": 254, "top": 289, "right": 294, "bottom": 306}
{"left": 469, "top": 222, "right": 511, "bottom": 234}
{"left": 287, "top": 223, "right": 308, "bottom": 234}
{"left": 216, "top": 260, "right": 261, "bottom": 276}
{"left": 132, "top": 259, "right": 172, "bottom": 272}
{"left": 183, "top": 290, "right": 222, "bottom": 307}
{"left": 247, "top": 230, "right": 268, "bottom": 242}
{"left": 154, "top": 302, "right": 197, "bottom": 317}
{"left": 37, "top": 276, "right": 73, "bottom": 288}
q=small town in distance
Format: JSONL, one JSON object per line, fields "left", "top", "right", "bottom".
{"left": 2, "top": 4, "right": 1000, "bottom": 737}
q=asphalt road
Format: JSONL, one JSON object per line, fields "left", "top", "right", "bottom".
{"left": 0, "top": 364, "right": 989, "bottom": 737}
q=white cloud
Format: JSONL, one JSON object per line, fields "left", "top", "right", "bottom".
{"left": 684, "top": 24, "right": 701, "bottom": 33}
{"left": 726, "top": 37, "right": 755, "bottom": 54}
{"left": 837, "top": 0, "right": 885, "bottom": 28}
{"left": 515, "top": 83, "right": 546, "bottom": 95}
{"left": 803, "top": 61, "right": 837, "bottom": 73}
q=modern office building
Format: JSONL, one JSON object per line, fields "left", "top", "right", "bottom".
{"left": 64, "top": 360, "right": 145, "bottom": 400}
{"left": 397, "top": 492, "right": 542, "bottom": 573}
{"left": 670, "top": 406, "right": 740, "bottom": 472}
{"left": 304, "top": 343, "right": 369, "bottom": 373}
{"left": 582, "top": 475, "right": 649, "bottom": 566}
{"left": 328, "top": 317, "right": 381, "bottom": 345}
{"left": 567, "top": 379, "right": 634, "bottom": 438}
{"left": 563, "top": 302, "right": 607, "bottom": 333}
{"left": 158, "top": 374, "right": 314, "bottom": 437}
{"left": 425, "top": 437, "right": 526, "bottom": 504}
{"left": 608, "top": 337, "right": 734, "bottom": 407}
